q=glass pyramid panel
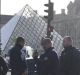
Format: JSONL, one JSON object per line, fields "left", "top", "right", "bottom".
{"left": 1, "top": 6, "right": 25, "bottom": 50}
{"left": 1, "top": 5, "right": 63, "bottom": 56}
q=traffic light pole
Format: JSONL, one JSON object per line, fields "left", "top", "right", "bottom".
{"left": 0, "top": 29, "right": 1, "bottom": 55}
{"left": 44, "top": 0, "right": 54, "bottom": 39}
{"left": 47, "top": 20, "right": 51, "bottom": 38}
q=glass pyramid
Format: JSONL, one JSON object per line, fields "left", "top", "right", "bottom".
{"left": 1, "top": 5, "right": 63, "bottom": 56}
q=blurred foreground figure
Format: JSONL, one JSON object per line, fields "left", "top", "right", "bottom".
{"left": 9, "top": 37, "right": 27, "bottom": 75}
{"left": 39, "top": 38, "right": 59, "bottom": 75}
{"left": 0, "top": 56, "right": 8, "bottom": 75}
{"left": 60, "top": 36, "right": 80, "bottom": 75}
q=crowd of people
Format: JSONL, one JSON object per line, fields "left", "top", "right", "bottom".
{"left": 0, "top": 36, "right": 80, "bottom": 75}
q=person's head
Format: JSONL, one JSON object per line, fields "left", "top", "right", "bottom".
{"left": 15, "top": 37, "right": 25, "bottom": 47}
{"left": 63, "top": 36, "right": 72, "bottom": 48}
{"left": 41, "top": 38, "right": 52, "bottom": 50}
{"left": 32, "top": 50, "right": 38, "bottom": 59}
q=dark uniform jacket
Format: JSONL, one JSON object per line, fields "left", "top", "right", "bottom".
{"left": 39, "top": 47, "right": 59, "bottom": 75}
{"left": 9, "top": 44, "right": 27, "bottom": 74}
{"left": 60, "top": 46, "right": 80, "bottom": 75}
{"left": 27, "top": 58, "right": 40, "bottom": 75}
{"left": 0, "top": 56, "right": 8, "bottom": 75}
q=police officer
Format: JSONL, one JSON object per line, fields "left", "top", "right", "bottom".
{"left": 60, "top": 36, "right": 80, "bottom": 75}
{"left": 39, "top": 38, "right": 59, "bottom": 75}
{"left": 9, "top": 37, "right": 27, "bottom": 75}
{"left": 27, "top": 50, "right": 39, "bottom": 75}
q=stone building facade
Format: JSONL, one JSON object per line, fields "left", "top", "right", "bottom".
{"left": 0, "top": 15, "right": 13, "bottom": 28}
{"left": 51, "top": 0, "right": 80, "bottom": 48}
{"left": 0, "top": 15, "right": 13, "bottom": 52}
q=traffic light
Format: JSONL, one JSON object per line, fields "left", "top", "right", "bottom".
{"left": 44, "top": 0, "right": 53, "bottom": 22}
{"left": 44, "top": 0, "right": 54, "bottom": 38}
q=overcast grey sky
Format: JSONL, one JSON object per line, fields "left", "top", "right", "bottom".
{"left": 1, "top": 0, "right": 74, "bottom": 15}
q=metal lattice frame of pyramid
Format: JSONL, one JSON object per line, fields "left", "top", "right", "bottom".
{"left": 1, "top": 5, "right": 63, "bottom": 56}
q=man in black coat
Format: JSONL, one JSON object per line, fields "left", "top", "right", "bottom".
{"left": 39, "top": 38, "right": 59, "bottom": 75}
{"left": 9, "top": 37, "right": 27, "bottom": 75}
{"left": 60, "top": 36, "right": 80, "bottom": 75}
{"left": 0, "top": 56, "right": 8, "bottom": 75}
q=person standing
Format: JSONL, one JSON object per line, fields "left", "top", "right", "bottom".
{"left": 27, "top": 50, "right": 40, "bottom": 75}
{"left": 0, "top": 56, "right": 8, "bottom": 75}
{"left": 60, "top": 36, "right": 80, "bottom": 75}
{"left": 39, "top": 38, "right": 59, "bottom": 75}
{"left": 9, "top": 37, "right": 27, "bottom": 75}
